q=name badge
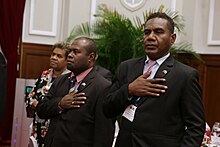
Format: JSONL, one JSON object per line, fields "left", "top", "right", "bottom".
{"left": 122, "top": 104, "right": 137, "bottom": 122}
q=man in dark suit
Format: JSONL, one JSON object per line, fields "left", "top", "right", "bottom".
{"left": 37, "top": 37, "right": 114, "bottom": 147}
{"left": 103, "top": 12, "right": 205, "bottom": 147}
{"left": 0, "top": 48, "right": 7, "bottom": 126}
{"left": 95, "top": 65, "right": 112, "bottom": 81}
{"left": 94, "top": 53, "right": 112, "bottom": 82}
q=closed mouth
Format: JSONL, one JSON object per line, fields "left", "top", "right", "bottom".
{"left": 67, "top": 60, "right": 74, "bottom": 65}
{"left": 50, "top": 61, "right": 57, "bottom": 65}
{"left": 145, "top": 44, "right": 157, "bottom": 49}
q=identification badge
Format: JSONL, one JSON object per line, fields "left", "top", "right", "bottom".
{"left": 122, "top": 104, "right": 137, "bottom": 122}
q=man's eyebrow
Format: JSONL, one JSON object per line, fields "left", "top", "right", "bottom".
{"left": 144, "top": 29, "right": 149, "bottom": 32}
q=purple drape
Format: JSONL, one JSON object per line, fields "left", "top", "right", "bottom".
{"left": 0, "top": 0, "right": 26, "bottom": 142}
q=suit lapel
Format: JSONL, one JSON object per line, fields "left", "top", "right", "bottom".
{"left": 137, "top": 55, "right": 174, "bottom": 107}
{"left": 127, "top": 57, "right": 146, "bottom": 82}
{"left": 77, "top": 68, "right": 96, "bottom": 92}
{"left": 154, "top": 55, "right": 174, "bottom": 78}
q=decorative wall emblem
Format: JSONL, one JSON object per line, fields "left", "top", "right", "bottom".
{"left": 120, "top": 0, "right": 147, "bottom": 12}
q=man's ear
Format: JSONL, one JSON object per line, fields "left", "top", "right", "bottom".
{"left": 88, "top": 52, "right": 96, "bottom": 62}
{"left": 95, "top": 53, "right": 99, "bottom": 61}
{"left": 171, "top": 33, "right": 176, "bottom": 44}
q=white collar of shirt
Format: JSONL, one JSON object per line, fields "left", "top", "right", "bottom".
{"left": 145, "top": 53, "right": 170, "bottom": 66}
{"left": 143, "top": 53, "right": 170, "bottom": 78}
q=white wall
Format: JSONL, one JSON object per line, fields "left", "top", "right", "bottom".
{"left": 22, "top": 0, "right": 220, "bottom": 54}
{"left": 178, "top": 0, "right": 220, "bottom": 54}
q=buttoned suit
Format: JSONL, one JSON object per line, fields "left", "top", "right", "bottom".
{"left": 37, "top": 68, "right": 114, "bottom": 147}
{"left": 103, "top": 55, "right": 205, "bottom": 147}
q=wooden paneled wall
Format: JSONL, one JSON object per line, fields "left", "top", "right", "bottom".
{"left": 21, "top": 43, "right": 53, "bottom": 79}
{"left": 199, "top": 54, "right": 220, "bottom": 127}
{"left": 20, "top": 43, "right": 220, "bottom": 127}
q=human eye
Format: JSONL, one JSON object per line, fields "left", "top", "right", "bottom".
{"left": 155, "top": 29, "right": 164, "bottom": 34}
{"left": 73, "top": 49, "right": 78, "bottom": 54}
{"left": 69, "top": 49, "right": 76, "bottom": 54}
{"left": 51, "top": 53, "right": 55, "bottom": 57}
{"left": 144, "top": 30, "right": 150, "bottom": 35}
{"left": 57, "top": 54, "right": 62, "bottom": 58}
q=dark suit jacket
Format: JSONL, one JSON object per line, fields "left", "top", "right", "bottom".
{"left": 103, "top": 55, "right": 205, "bottom": 147}
{"left": 95, "top": 65, "right": 112, "bottom": 81}
{"left": 37, "top": 68, "right": 114, "bottom": 147}
{"left": 0, "top": 51, "right": 7, "bottom": 126}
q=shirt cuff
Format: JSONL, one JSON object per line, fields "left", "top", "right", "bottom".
{"left": 57, "top": 102, "right": 64, "bottom": 113}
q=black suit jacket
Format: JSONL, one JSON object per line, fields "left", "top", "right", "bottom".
{"left": 37, "top": 68, "right": 114, "bottom": 147}
{"left": 103, "top": 55, "right": 205, "bottom": 147}
{"left": 95, "top": 65, "right": 112, "bottom": 81}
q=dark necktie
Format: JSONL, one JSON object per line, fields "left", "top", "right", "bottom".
{"left": 69, "top": 76, "right": 77, "bottom": 93}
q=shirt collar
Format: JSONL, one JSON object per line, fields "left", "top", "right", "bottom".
{"left": 70, "top": 67, "right": 93, "bottom": 83}
{"left": 145, "top": 53, "right": 170, "bottom": 66}
{"left": 62, "top": 68, "right": 71, "bottom": 75}
{"left": 50, "top": 68, "right": 70, "bottom": 78}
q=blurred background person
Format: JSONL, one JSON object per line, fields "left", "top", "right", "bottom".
{"left": 94, "top": 53, "right": 112, "bottom": 82}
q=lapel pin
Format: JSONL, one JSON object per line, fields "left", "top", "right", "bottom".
{"left": 162, "top": 70, "right": 168, "bottom": 74}
{"left": 81, "top": 83, "right": 86, "bottom": 86}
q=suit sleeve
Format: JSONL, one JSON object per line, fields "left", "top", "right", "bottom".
{"left": 103, "top": 62, "right": 133, "bottom": 118}
{"left": 93, "top": 82, "right": 115, "bottom": 147}
{"left": 36, "top": 80, "right": 62, "bottom": 119}
{"left": 180, "top": 70, "right": 205, "bottom": 146}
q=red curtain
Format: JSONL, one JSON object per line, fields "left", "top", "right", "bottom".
{"left": 0, "top": 0, "right": 26, "bottom": 143}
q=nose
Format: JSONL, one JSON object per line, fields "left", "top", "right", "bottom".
{"left": 148, "top": 31, "right": 155, "bottom": 38}
{"left": 145, "top": 32, "right": 156, "bottom": 42}
{"left": 51, "top": 54, "right": 57, "bottom": 60}
{"left": 68, "top": 51, "right": 74, "bottom": 58}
